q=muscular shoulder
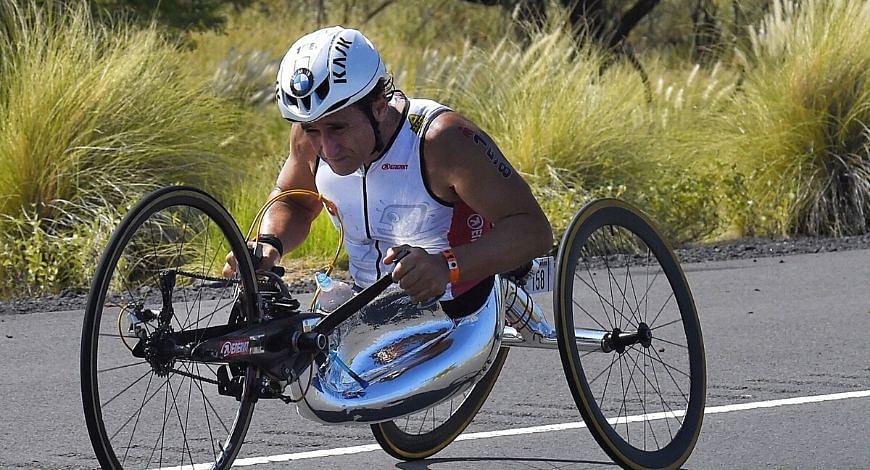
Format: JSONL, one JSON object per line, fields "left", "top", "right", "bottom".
{"left": 423, "top": 112, "right": 514, "bottom": 188}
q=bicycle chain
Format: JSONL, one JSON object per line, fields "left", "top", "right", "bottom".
{"left": 174, "top": 269, "right": 240, "bottom": 284}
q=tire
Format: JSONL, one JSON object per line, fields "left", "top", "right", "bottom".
{"left": 81, "top": 186, "right": 260, "bottom": 469}
{"left": 554, "top": 199, "right": 706, "bottom": 469}
{"left": 371, "top": 347, "right": 509, "bottom": 460}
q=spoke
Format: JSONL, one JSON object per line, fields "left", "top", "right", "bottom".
{"left": 195, "top": 362, "right": 218, "bottom": 462}
{"left": 654, "top": 336, "right": 688, "bottom": 349}
{"left": 605, "top": 266, "right": 641, "bottom": 330}
{"left": 167, "top": 377, "right": 195, "bottom": 468}
{"left": 601, "top": 231, "right": 618, "bottom": 330}
{"left": 580, "top": 350, "right": 598, "bottom": 359}
{"left": 185, "top": 291, "right": 236, "bottom": 332}
{"left": 617, "top": 353, "right": 629, "bottom": 444}
{"left": 636, "top": 347, "right": 691, "bottom": 381}
{"left": 650, "top": 347, "right": 691, "bottom": 401}
{"left": 627, "top": 348, "right": 659, "bottom": 450}
{"left": 101, "top": 369, "right": 152, "bottom": 409}
{"left": 625, "top": 346, "right": 684, "bottom": 430}
{"left": 122, "top": 372, "right": 155, "bottom": 465}
{"left": 651, "top": 317, "right": 683, "bottom": 331}
{"left": 646, "top": 348, "right": 681, "bottom": 435}
{"left": 578, "top": 248, "right": 615, "bottom": 329}
{"left": 626, "top": 261, "right": 644, "bottom": 332}
{"left": 571, "top": 298, "right": 609, "bottom": 331}
{"left": 418, "top": 407, "right": 429, "bottom": 435}
{"left": 144, "top": 376, "right": 172, "bottom": 468}
{"left": 169, "top": 367, "right": 221, "bottom": 386}
{"left": 98, "top": 361, "right": 149, "bottom": 374}
{"left": 648, "top": 291, "right": 676, "bottom": 330}
{"left": 590, "top": 353, "right": 618, "bottom": 388}
{"left": 186, "top": 363, "right": 231, "bottom": 435}
{"left": 109, "top": 374, "right": 165, "bottom": 440}
{"left": 636, "top": 263, "right": 663, "bottom": 324}
{"left": 573, "top": 270, "right": 621, "bottom": 329}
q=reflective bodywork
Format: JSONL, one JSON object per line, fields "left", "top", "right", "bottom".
{"left": 289, "top": 278, "right": 504, "bottom": 424}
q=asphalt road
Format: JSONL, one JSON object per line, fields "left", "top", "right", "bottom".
{"left": 1, "top": 249, "right": 868, "bottom": 469}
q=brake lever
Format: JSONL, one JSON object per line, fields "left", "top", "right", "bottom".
{"left": 312, "top": 249, "right": 410, "bottom": 335}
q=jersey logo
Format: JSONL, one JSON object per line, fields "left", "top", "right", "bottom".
{"left": 377, "top": 204, "right": 429, "bottom": 237}
{"left": 467, "top": 214, "right": 485, "bottom": 242}
{"left": 381, "top": 163, "right": 408, "bottom": 170}
{"left": 408, "top": 114, "right": 425, "bottom": 134}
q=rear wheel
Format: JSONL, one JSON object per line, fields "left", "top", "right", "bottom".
{"left": 371, "top": 347, "right": 509, "bottom": 460}
{"left": 555, "top": 199, "right": 706, "bottom": 469}
{"left": 81, "top": 186, "right": 260, "bottom": 469}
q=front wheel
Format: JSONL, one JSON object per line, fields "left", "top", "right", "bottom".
{"left": 371, "top": 347, "right": 509, "bottom": 460}
{"left": 555, "top": 199, "right": 706, "bottom": 469}
{"left": 81, "top": 186, "right": 260, "bottom": 469}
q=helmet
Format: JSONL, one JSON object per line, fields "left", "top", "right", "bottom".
{"left": 276, "top": 27, "right": 388, "bottom": 123}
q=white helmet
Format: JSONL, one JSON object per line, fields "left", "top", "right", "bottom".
{"left": 276, "top": 27, "right": 388, "bottom": 123}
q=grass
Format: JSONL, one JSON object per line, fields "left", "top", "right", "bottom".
{"left": 721, "top": 0, "right": 870, "bottom": 236}
{"left": 0, "top": 2, "right": 257, "bottom": 296}
{"left": 1, "top": 0, "right": 869, "bottom": 298}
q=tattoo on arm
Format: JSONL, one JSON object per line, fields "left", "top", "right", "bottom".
{"left": 459, "top": 126, "right": 513, "bottom": 178}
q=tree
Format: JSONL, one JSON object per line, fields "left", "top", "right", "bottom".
{"left": 462, "top": 0, "right": 662, "bottom": 51}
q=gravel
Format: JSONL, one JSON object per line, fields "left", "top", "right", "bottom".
{"left": 2, "top": 234, "right": 869, "bottom": 316}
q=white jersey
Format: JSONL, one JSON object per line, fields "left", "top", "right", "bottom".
{"left": 315, "top": 95, "right": 490, "bottom": 299}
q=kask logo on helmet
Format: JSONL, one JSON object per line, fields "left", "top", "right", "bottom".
{"left": 332, "top": 36, "right": 353, "bottom": 84}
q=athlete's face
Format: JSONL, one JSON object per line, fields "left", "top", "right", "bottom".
{"left": 300, "top": 100, "right": 386, "bottom": 176}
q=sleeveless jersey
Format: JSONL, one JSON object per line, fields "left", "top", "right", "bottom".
{"left": 314, "top": 96, "right": 490, "bottom": 300}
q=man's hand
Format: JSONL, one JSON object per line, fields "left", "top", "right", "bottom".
{"left": 384, "top": 245, "right": 450, "bottom": 303}
{"left": 222, "top": 242, "right": 282, "bottom": 278}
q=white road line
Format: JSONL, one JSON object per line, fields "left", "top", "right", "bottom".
{"left": 158, "top": 389, "right": 870, "bottom": 469}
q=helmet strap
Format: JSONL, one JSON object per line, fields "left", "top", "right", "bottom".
{"left": 360, "top": 102, "right": 384, "bottom": 155}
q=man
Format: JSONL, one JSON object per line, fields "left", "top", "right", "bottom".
{"left": 224, "top": 26, "right": 551, "bottom": 313}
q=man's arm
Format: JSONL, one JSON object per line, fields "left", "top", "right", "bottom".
{"left": 259, "top": 125, "right": 323, "bottom": 254}
{"left": 385, "top": 112, "right": 553, "bottom": 299}
{"left": 223, "top": 125, "right": 321, "bottom": 276}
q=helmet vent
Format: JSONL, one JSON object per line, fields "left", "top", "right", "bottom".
{"left": 314, "top": 79, "right": 330, "bottom": 101}
{"left": 324, "top": 98, "right": 349, "bottom": 115}
{"left": 301, "top": 95, "right": 312, "bottom": 111}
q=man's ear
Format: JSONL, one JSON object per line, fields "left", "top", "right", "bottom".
{"left": 371, "top": 94, "right": 389, "bottom": 122}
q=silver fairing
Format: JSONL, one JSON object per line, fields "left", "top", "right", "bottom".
{"left": 289, "top": 278, "right": 503, "bottom": 425}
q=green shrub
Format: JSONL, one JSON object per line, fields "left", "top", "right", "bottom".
{"left": 0, "top": 2, "right": 251, "bottom": 297}
{"left": 723, "top": 0, "right": 870, "bottom": 236}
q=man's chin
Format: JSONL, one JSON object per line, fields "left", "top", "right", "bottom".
{"left": 325, "top": 159, "right": 357, "bottom": 176}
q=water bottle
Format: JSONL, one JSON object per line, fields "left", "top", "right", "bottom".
{"left": 315, "top": 272, "right": 355, "bottom": 313}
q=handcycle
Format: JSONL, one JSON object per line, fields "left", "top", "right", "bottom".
{"left": 80, "top": 185, "right": 706, "bottom": 470}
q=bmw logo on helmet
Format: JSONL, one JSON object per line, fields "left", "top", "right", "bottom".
{"left": 289, "top": 68, "right": 314, "bottom": 96}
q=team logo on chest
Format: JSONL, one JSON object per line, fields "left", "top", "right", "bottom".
{"left": 381, "top": 163, "right": 409, "bottom": 170}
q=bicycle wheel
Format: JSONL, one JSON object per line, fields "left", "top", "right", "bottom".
{"left": 81, "top": 186, "right": 260, "bottom": 470}
{"left": 371, "top": 347, "right": 509, "bottom": 460}
{"left": 554, "top": 199, "right": 705, "bottom": 470}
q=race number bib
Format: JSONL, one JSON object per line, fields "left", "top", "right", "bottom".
{"left": 522, "top": 256, "right": 555, "bottom": 294}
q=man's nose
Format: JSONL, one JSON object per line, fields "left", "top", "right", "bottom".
{"left": 321, "top": 135, "right": 341, "bottom": 159}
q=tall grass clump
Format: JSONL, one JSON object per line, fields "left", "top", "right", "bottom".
{"left": 417, "top": 17, "right": 722, "bottom": 242}
{"left": 724, "top": 0, "right": 870, "bottom": 236}
{"left": 0, "top": 2, "right": 249, "bottom": 297}
{"left": 641, "top": 59, "right": 742, "bottom": 240}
